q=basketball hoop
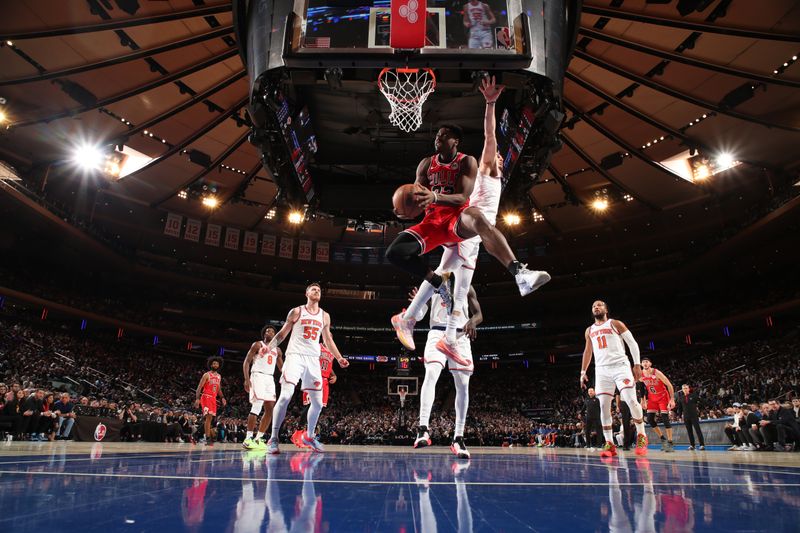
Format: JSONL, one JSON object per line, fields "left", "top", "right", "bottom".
{"left": 378, "top": 68, "right": 436, "bottom": 132}
{"left": 398, "top": 385, "right": 408, "bottom": 408}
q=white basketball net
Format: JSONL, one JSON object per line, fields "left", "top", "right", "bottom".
{"left": 378, "top": 68, "right": 436, "bottom": 133}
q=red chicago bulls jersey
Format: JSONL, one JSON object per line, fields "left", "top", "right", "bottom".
{"left": 426, "top": 152, "right": 468, "bottom": 202}
{"left": 642, "top": 370, "right": 667, "bottom": 400}
{"left": 201, "top": 371, "right": 221, "bottom": 397}
{"left": 319, "top": 346, "right": 335, "bottom": 380}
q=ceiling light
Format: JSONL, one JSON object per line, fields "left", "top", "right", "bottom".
{"left": 265, "top": 207, "right": 276, "bottom": 220}
{"left": 503, "top": 213, "right": 521, "bottom": 226}
{"left": 623, "top": 193, "right": 634, "bottom": 202}
{"left": 715, "top": 152, "right": 735, "bottom": 170}
{"left": 288, "top": 210, "right": 304, "bottom": 224}
{"left": 0, "top": 110, "right": 6, "bottom": 124}
{"left": 5, "top": 41, "right": 12, "bottom": 47}
{"left": 178, "top": 190, "right": 188, "bottom": 199}
{"left": 72, "top": 144, "right": 105, "bottom": 171}
{"left": 202, "top": 196, "right": 218, "bottom": 208}
{"left": 591, "top": 198, "right": 609, "bottom": 211}
{"left": 692, "top": 163, "right": 710, "bottom": 181}
{"left": 532, "top": 210, "right": 544, "bottom": 223}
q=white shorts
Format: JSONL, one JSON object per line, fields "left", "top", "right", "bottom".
{"left": 595, "top": 362, "right": 635, "bottom": 397}
{"left": 281, "top": 353, "right": 323, "bottom": 391}
{"left": 249, "top": 372, "right": 276, "bottom": 403}
{"left": 469, "top": 27, "right": 494, "bottom": 49}
{"left": 422, "top": 330, "right": 474, "bottom": 373}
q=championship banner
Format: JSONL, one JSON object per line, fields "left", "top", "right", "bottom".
{"left": 205, "top": 224, "right": 221, "bottom": 247}
{"left": 316, "top": 242, "right": 329, "bottom": 263}
{"left": 224, "top": 227, "right": 240, "bottom": 250}
{"left": 261, "top": 234, "right": 276, "bottom": 256}
{"left": 243, "top": 231, "right": 258, "bottom": 253}
{"left": 279, "top": 237, "right": 294, "bottom": 259}
{"left": 184, "top": 218, "right": 201, "bottom": 242}
{"left": 298, "top": 239, "right": 312, "bottom": 261}
{"left": 164, "top": 212, "right": 182, "bottom": 238}
{"left": 74, "top": 416, "right": 123, "bottom": 442}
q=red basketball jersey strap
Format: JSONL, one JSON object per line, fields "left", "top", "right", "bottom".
{"left": 390, "top": 0, "right": 426, "bottom": 48}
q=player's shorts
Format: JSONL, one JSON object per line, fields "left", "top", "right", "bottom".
{"left": 249, "top": 372, "right": 276, "bottom": 403}
{"left": 422, "top": 329, "right": 474, "bottom": 372}
{"left": 441, "top": 237, "right": 481, "bottom": 271}
{"left": 200, "top": 394, "right": 217, "bottom": 416}
{"left": 404, "top": 204, "right": 469, "bottom": 254}
{"left": 469, "top": 27, "right": 494, "bottom": 49}
{"left": 302, "top": 380, "right": 329, "bottom": 407}
{"left": 646, "top": 394, "right": 670, "bottom": 414}
{"left": 594, "top": 362, "right": 635, "bottom": 397}
{"left": 281, "top": 353, "right": 323, "bottom": 391}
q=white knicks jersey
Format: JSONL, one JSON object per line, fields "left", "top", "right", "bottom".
{"left": 469, "top": 171, "right": 501, "bottom": 226}
{"left": 251, "top": 341, "right": 278, "bottom": 374}
{"left": 430, "top": 292, "right": 468, "bottom": 330}
{"left": 285, "top": 306, "right": 324, "bottom": 357}
{"left": 589, "top": 319, "right": 628, "bottom": 366}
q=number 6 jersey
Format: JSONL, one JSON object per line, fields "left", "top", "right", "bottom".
{"left": 286, "top": 306, "right": 324, "bottom": 357}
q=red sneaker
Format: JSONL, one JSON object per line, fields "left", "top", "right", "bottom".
{"left": 391, "top": 311, "right": 416, "bottom": 351}
{"left": 435, "top": 337, "right": 472, "bottom": 367}
{"left": 600, "top": 441, "right": 617, "bottom": 458}
{"left": 291, "top": 430, "right": 307, "bottom": 448}
{"left": 635, "top": 433, "right": 649, "bottom": 456}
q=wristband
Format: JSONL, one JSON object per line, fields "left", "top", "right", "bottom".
{"left": 432, "top": 191, "right": 439, "bottom": 204}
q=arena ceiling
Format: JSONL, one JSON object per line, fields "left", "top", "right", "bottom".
{"left": 1, "top": 0, "right": 799, "bottom": 243}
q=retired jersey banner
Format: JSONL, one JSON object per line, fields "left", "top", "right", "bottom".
{"left": 279, "top": 237, "right": 294, "bottom": 259}
{"left": 243, "top": 231, "right": 258, "bottom": 253}
{"left": 298, "top": 239, "right": 312, "bottom": 261}
{"left": 184, "top": 218, "right": 201, "bottom": 242}
{"left": 205, "top": 223, "right": 221, "bottom": 247}
{"left": 224, "top": 227, "right": 240, "bottom": 250}
{"left": 316, "top": 242, "right": 329, "bottom": 263}
{"left": 261, "top": 234, "right": 276, "bottom": 256}
{"left": 164, "top": 212, "right": 182, "bottom": 238}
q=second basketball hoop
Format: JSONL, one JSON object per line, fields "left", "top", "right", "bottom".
{"left": 378, "top": 67, "right": 436, "bottom": 133}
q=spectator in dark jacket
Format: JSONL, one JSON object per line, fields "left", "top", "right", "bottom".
{"left": 21, "top": 389, "right": 46, "bottom": 440}
{"left": 584, "top": 388, "right": 602, "bottom": 448}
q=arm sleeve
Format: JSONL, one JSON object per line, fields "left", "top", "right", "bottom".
{"left": 620, "top": 330, "right": 640, "bottom": 365}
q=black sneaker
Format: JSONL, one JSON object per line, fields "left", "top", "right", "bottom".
{"left": 414, "top": 426, "right": 431, "bottom": 449}
{"left": 450, "top": 436, "right": 470, "bottom": 459}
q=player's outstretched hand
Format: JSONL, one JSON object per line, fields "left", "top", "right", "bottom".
{"left": 338, "top": 358, "right": 350, "bottom": 368}
{"left": 632, "top": 364, "right": 642, "bottom": 382}
{"left": 414, "top": 185, "right": 435, "bottom": 209}
{"left": 479, "top": 75, "right": 505, "bottom": 103}
{"left": 464, "top": 319, "right": 478, "bottom": 341}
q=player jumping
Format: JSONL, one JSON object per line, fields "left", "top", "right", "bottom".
{"left": 292, "top": 344, "right": 337, "bottom": 448}
{"left": 641, "top": 357, "right": 676, "bottom": 452}
{"left": 242, "top": 325, "right": 284, "bottom": 450}
{"left": 195, "top": 356, "right": 226, "bottom": 446}
{"left": 410, "top": 283, "right": 482, "bottom": 458}
{"left": 580, "top": 301, "right": 648, "bottom": 457}
{"left": 263, "top": 283, "right": 349, "bottom": 453}
{"left": 390, "top": 76, "right": 549, "bottom": 362}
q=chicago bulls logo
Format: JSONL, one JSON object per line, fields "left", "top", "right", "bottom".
{"left": 398, "top": 0, "right": 419, "bottom": 23}
{"left": 94, "top": 423, "right": 107, "bottom": 441}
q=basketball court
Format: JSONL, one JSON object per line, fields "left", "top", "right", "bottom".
{"left": 1, "top": 442, "right": 799, "bottom": 531}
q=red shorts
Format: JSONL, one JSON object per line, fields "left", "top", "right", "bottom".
{"left": 302, "top": 381, "right": 329, "bottom": 407}
{"left": 647, "top": 395, "right": 669, "bottom": 413}
{"left": 405, "top": 204, "right": 468, "bottom": 254}
{"left": 200, "top": 394, "right": 217, "bottom": 416}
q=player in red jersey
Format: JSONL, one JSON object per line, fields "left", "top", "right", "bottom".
{"left": 387, "top": 124, "right": 550, "bottom": 360}
{"left": 194, "top": 356, "right": 226, "bottom": 446}
{"left": 640, "top": 357, "right": 676, "bottom": 452}
{"left": 292, "top": 344, "right": 337, "bottom": 448}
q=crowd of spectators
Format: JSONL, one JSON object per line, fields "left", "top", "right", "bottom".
{"left": 1, "top": 313, "right": 798, "bottom": 450}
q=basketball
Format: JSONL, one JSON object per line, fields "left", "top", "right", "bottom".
{"left": 392, "top": 184, "right": 424, "bottom": 219}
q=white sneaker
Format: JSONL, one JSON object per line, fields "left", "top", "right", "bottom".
{"left": 514, "top": 266, "right": 551, "bottom": 296}
{"left": 450, "top": 437, "right": 471, "bottom": 459}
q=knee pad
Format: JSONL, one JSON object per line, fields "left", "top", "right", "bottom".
{"left": 647, "top": 412, "right": 658, "bottom": 428}
{"left": 660, "top": 413, "right": 671, "bottom": 429}
{"left": 249, "top": 400, "right": 264, "bottom": 416}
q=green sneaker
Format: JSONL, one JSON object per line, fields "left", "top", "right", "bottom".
{"left": 242, "top": 437, "right": 256, "bottom": 450}
{"left": 253, "top": 437, "right": 267, "bottom": 450}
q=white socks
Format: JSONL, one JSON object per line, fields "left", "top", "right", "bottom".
{"left": 418, "top": 363, "right": 442, "bottom": 427}
{"left": 270, "top": 383, "right": 295, "bottom": 441}
{"left": 453, "top": 371, "right": 470, "bottom": 437}
{"left": 305, "top": 389, "right": 323, "bottom": 437}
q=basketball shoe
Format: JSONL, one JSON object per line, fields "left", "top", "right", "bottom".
{"left": 635, "top": 433, "right": 649, "bottom": 456}
{"left": 600, "top": 441, "right": 617, "bottom": 458}
{"left": 435, "top": 337, "right": 472, "bottom": 367}
{"left": 435, "top": 272, "right": 455, "bottom": 313}
{"left": 267, "top": 437, "right": 280, "bottom": 455}
{"left": 242, "top": 437, "right": 257, "bottom": 450}
{"left": 414, "top": 426, "right": 432, "bottom": 448}
{"left": 450, "top": 436, "right": 471, "bottom": 459}
{"left": 301, "top": 432, "right": 325, "bottom": 453}
{"left": 391, "top": 310, "right": 416, "bottom": 351}
{"left": 292, "top": 429, "right": 310, "bottom": 449}
{"left": 514, "top": 265, "right": 551, "bottom": 297}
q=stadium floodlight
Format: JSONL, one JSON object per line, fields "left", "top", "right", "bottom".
{"left": 503, "top": 213, "right": 521, "bottom": 226}
{"left": 202, "top": 196, "right": 219, "bottom": 208}
{"left": 72, "top": 144, "right": 105, "bottom": 171}
{"left": 288, "top": 210, "right": 304, "bottom": 224}
{"left": 715, "top": 152, "right": 735, "bottom": 170}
